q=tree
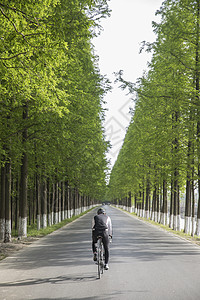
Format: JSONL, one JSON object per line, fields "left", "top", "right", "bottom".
{"left": 0, "top": 0, "right": 111, "bottom": 240}
{"left": 108, "top": 1, "right": 200, "bottom": 238}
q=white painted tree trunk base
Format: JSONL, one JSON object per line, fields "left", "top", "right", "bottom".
{"left": 173, "top": 215, "right": 178, "bottom": 231}
{"left": 42, "top": 214, "right": 47, "bottom": 229}
{"left": 157, "top": 212, "right": 161, "bottom": 223}
{"left": 196, "top": 219, "right": 200, "bottom": 236}
{"left": 169, "top": 215, "right": 173, "bottom": 229}
{"left": 67, "top": 210, "right": 71, "bottom": 218}
{"left": 54, "top": 212, "right": 59, "bottom": 224}
{"left": 145, "top": 210, "right": 149, "bottom": 220}
{"left": 163, "top": 212, "right": 168, "bottom": 226}
{"left": 160, "top": 212, "right": 164, "bottom": 225}
{"left": 58, "top": 212, "right": 61, "bottom": 223}
{"left": 184, "top": 216, "right": 191, "bottom": 235}
{"left": 48, "top": 213, "right": 52, "bottom": 227}
{"left": 18, "top": 217, "right": 27, "bottom": 238}
{"left": 154, "top": 212, "right": 158, "bottom": 223}
{"left": 177, "top": 215, "right": 181, "bottom": 231}
{"left": 51, "top": 212, "right": 54, "bottom": 224}
{"left": 191, "top": 217, "right": 196, "bottom": 237}
{"left": 64, "top": 210, "right": 68, "bottom": 219}
{"left": 141, "top": 209, "right": 145, "bottom": 218}
{"left": 4, "top": 220, "right": 11, "bottom": 242}
{"left": 37, "top": 215, "right": 41, "bottom": 231}
{"left": 0, "top": 218, "right": 5, "bottom": 241}
{"left": 66, "top": 210, "right": 69, "bottom": 218}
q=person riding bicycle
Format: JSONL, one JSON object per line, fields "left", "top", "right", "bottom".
{"left": 92, "top": 207, "right": 112, "bottom": 270}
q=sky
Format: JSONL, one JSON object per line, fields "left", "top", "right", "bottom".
{"left": 93, "top": 0, "right": 164, "bottom": 169}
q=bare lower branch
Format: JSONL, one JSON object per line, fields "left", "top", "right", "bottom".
{"left": 0, "top": 52, "right": 28, "bottom": 60}
{"left": 0, "top": 7, "right": 42, "bottom": 48}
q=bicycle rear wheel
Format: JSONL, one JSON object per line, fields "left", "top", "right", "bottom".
{"left": 97, "top": 239, "right": 103, "bottom": 279}
{"left": 100, "top": 244, "right": 104, "bottom": 275}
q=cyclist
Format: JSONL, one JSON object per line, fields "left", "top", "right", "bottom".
{"left": 92, "top": 207, "right": 112, "bottom": 270}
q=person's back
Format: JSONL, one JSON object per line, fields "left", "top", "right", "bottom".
{"left": 93, "top": 213, "right": 109, "bottom": 232}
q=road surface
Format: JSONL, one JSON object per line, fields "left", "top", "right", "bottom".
{"left": 0, "top": 205, "right": 200, "bottom": 300}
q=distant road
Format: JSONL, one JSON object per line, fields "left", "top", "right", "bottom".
{"left": 0, "top": 205, "right": 200, "bottom": 299}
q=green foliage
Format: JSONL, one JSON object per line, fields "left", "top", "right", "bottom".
{"left": 108, "top": 0, "right": 200, "bottom": 206}
{"left": 0, "top": 0, "right": 111, "bottom": 214}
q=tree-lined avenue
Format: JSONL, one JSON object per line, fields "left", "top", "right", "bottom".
{"left": 0, "top": 206, "right": 200, "bottom": 299}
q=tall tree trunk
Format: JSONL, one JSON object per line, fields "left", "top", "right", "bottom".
{"left": 0, "top": 165, "right": 6, "bottom": 241}
{"left": 134, "top": 195, "right": 137, "bottom": 214}
{"left": 19, "top": 152, "right": 28, "bottom": 238}
{"left": 138, "top": 191, "right": 142, "bottom": 217}
{"left": 191, "top": 181, "right": 195, "bottom": 237}
{"left": 29, "top": 188, "right": 33, "bottom": 226}
{"left": 151, "top": 187, "right": 156, "bottom": 221}
{"left": 196, "top": 0, "right": 200, "bottom": 236}
{"left": 73, "top": 188, "right": 76, "bottom": 216}
{"left": 33, "top": 180, "right": 36, "bottom": 225}
{"left": 173, "top": 170, "right": 180, "bottom": 231}
{"left": 145, "top": 179, "right": 150, "bottom": 219}
{"left": 169, "top": 179, "right": 174, "bottom": 229}
{"left": 156, "top": 186, "right": 160, "bottom": 223}
{"left": 36, "top": 175, "right": 41, "bottom": 231}
{"left": 185, "top": 173, "right": 192, "bottom": 234}
{"left": 15, "top": 176, "right": 20, "bottom": 233}
{"left": 142, "top": 188, "right": 145, "bottom": 218}
{"left": 54, "top": 181, "right": 59, "bottom": 224}
{"left": 185, "top": 101, "right": 195, "bottom": 235}
{"left": 197, "top": 167, "right": 200, "bottom": 235}
{"left": 18, "top": 103, "right": 28, "bottom": 238}
{"left": 128, "top": 191, "right": 132, "bottom": 213}
{"left": 70, "top": 186, "right": 73, "bottom": 218}
{"left": 4, "top": 160, "right": 11, "bottom": 242}
{"left": 41, "top": 179, "right": 47, "bottom": 228}
{"left": 62, "top": 181, "right": 65, "bottom": 220}
{"left": 58, "top": 182, "right": 61, "bottom": 222}
{"left": 64, "top": 181, "right": 68, "bottom": 219}
{"left": 173, "top": 174, "right": 178, "bottom": 231}
{"left": 51, "top": 182, "right": 55, "bottom": 224}
{"left": 162, "top": 179, "right": 168, "bottom": 225}
{"left": 47, "top": 179, "right": 52, "bottom": 226}
{"left": 171, "top": 109, "right": 180, "bottom": 231}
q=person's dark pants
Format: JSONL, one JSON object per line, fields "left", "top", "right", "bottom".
{"left": 92, "top": 230, "right": 109, "bottom": 264}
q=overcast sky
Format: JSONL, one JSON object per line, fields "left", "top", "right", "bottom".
{"left": 93, "top": 0, "right": 163, "bottom": 169}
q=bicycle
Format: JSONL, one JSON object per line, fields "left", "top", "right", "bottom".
{"left": 96, "top": 235, "right": 104, "bottom": 279}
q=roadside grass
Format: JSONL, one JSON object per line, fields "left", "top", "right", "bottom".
{"left": 12, "top": 207, "right": 95, "bottom": 238}
{"left": 115, "top": 206, "right": 200, "bottom": 247}
{"left": 134, "top": 213, "right": 200, "bottom": 246}
{"left": 26, "top": 217, "right": 77, "bottom": 237}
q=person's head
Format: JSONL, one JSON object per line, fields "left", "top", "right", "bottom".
{"left": 97, "top": 208, "right": 106, "bottom": 215}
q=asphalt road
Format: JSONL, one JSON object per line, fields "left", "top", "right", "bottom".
{"left": 0, "top": 205, "right": 200, "bottom": 300}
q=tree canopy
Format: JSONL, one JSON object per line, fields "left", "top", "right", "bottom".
{"left": 0, "top": 0, "right": 111, "bottom": 241}
{"left": 108, "top": 0, "right": 200, "bottom": 236}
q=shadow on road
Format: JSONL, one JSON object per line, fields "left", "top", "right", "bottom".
{"left": 0, "top": 273, "right": 96, "bottom": 288}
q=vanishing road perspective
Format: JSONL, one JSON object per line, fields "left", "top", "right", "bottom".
{"left": 0, "top": 206, "right": 200, "bottom": 300}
